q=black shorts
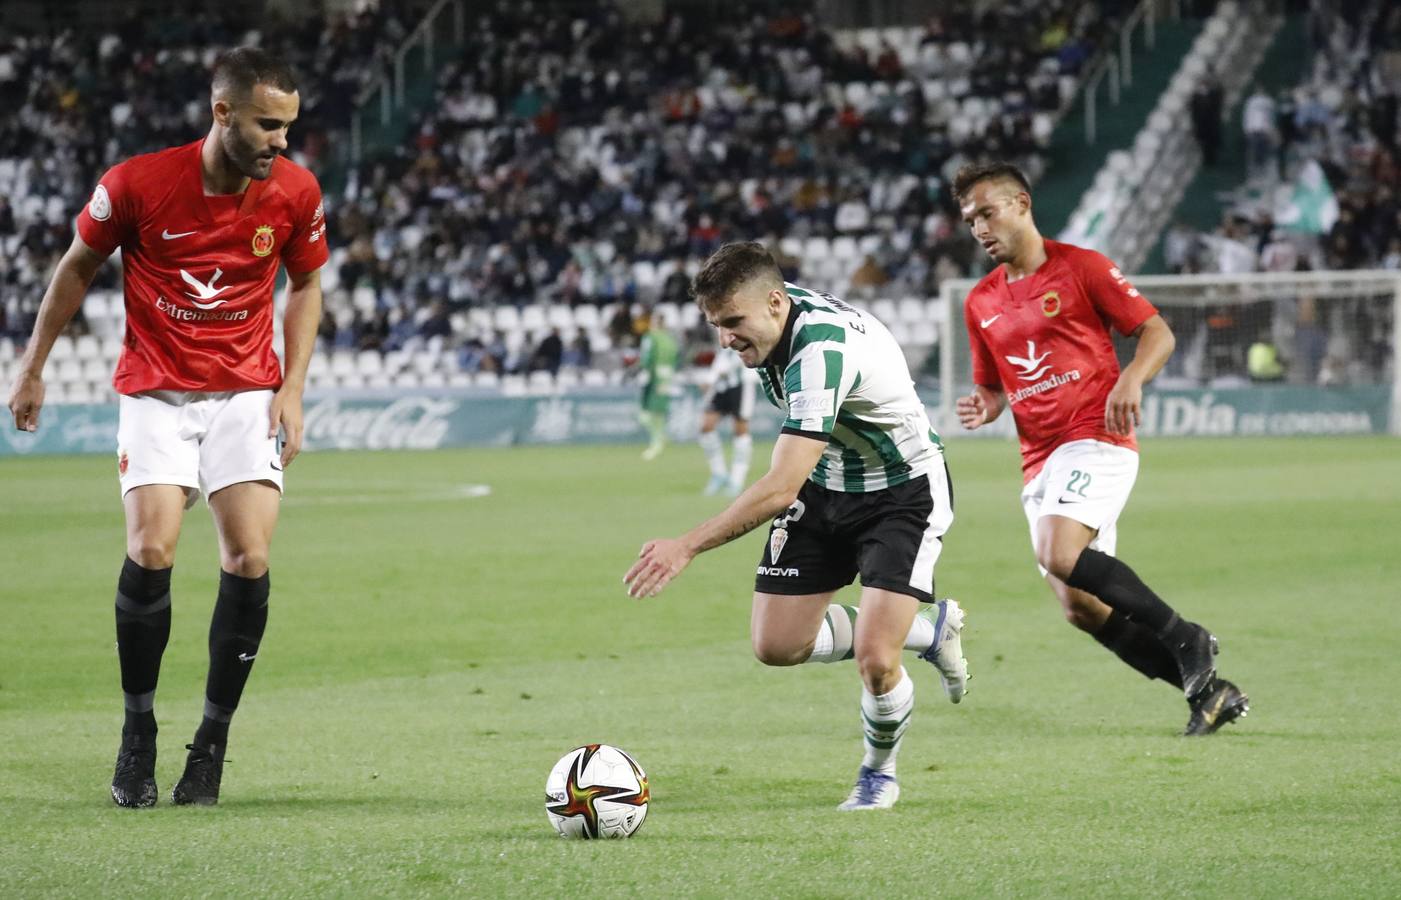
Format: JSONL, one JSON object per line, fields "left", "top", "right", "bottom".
{"left": 754, "top": 465, "right": 954, "bottom": 602}
{"left": 707, "top": 384, "right": 754, "bottom": 419}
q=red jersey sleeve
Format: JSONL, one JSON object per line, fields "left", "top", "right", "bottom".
{"left": 281, "top": 176, "right": 329, "bottom": 275}
{"left": 74, "top": 164, "right": 137, "bottom": 258}
{"left": 964, "top": 288, "right": 1002, "bottom": 388}
{"left": 1072, "top": 248, "right": 1157, "bottom": 335}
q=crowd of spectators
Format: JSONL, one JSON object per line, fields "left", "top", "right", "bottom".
{"left": 0, "top": 1, "right": 430, "bottom": 337}
{"left": 2, "top": 0, "right": 1134, "bottom": 376}
{"left": 1159, "top": 0, "right": 1397, "bottom": 388}
{"left": 316, "top": 0, "right": 1128, "bottom": 356}
{"left": 1169, "top": 0, "right": 1400, "bottom": 276}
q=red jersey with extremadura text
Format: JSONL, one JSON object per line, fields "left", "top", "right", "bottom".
{"left": 964, "top": 239, "right": 1158, "bottom": 481}
{"left": 76, "top": 139, "right": 329, "bottom": 394}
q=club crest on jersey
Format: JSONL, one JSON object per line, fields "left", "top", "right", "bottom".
{"left": 769, "top": 527, "right": 789, "bottom": 564}
{"left": 1041, "top": 291, "right": 1061, "bottom": 317}
{"left": 251, "top": 225, "right": 276, "bottom": 257}
{"left": 89, "top": 184, "right": 112, "bottom": 222}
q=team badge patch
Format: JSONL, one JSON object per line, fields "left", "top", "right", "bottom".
{"left": 769, "top": 527, "right": 788, "bottom": 564}
{"left": 252, "top": 225, "right": 276, "bottom": 257}
{"left": 1041, "top": 291, "right": 1061, "bottom": 317}
{"left": 118, "top": 450, "right": 129, "bottom": 475}
{"left": 89, "top": 184, "right": 112, "bottom": 222}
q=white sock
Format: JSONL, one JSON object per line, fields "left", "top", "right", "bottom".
{"left": 861, "top": 668, "right": 914, "bottom": 776}
{"left": 804, "top": 604, "right": 856, "bottom": 663}
{"left": 903, "top": 610, "right": 935, "bottom": 653}
{"left": 698, "top": 430, "right": 726, "bottom": 477}
{"left": 729, "top": 433, "right": 753, "bottom": 485}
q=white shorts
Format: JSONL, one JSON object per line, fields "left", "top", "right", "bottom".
{"left": 117, "top": 390, "right": 283, "bottom": 508}
{"left": 1020, "top": 439, "right": 1139, "bottom": 575}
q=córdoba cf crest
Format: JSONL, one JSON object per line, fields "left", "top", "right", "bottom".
{"left": 769, "top": 527, "right": 788, "bottom": 563}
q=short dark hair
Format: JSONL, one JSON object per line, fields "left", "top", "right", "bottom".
{"left": 211, "top": 47, "right": 298, "bottom": 101}
{"left": 951, "top": 162, "right": 1032, "bottom": 204}
{"left": 691, "top": 241, "right": 784, "bottom": 311}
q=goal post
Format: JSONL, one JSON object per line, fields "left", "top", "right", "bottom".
{"left": 937, "top": 270, "right": 1401, "bottom": 438}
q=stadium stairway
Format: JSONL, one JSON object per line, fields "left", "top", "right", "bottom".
{"left": 1036, "top": 16, "right": 1203, "bottom": 237}
{"left": 1139, "top": 15, "right": 1310, "bottom": 272}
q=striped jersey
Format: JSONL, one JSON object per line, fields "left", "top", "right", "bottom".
{"left": 758, "top": 283, "right": 943, "bottom": 492}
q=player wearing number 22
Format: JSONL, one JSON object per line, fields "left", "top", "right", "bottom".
{"left": 953, "top": 162, "right": 1248, "bottom": 736}
{"left": 6, "top": 47, "right": 329, "bottom": 806}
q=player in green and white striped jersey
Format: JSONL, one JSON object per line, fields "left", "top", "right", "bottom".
{"left": 624, "top": 242, "right": 970, "bottom": 811}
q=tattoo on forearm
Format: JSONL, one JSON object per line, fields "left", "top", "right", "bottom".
{"left": 710, "top": 514, "right": 770, "bottom": 552}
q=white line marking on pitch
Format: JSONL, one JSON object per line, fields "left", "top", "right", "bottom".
{"left": 284, "top": 484, "right": 492, "bottom": 505}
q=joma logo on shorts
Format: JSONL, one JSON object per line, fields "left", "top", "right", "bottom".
{"left": 757, "top": 566, "right": 800, "bottom": 577}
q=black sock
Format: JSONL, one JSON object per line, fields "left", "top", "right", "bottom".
{"left": 1093, "top": 609, "right": 1185, "bottom": 688}
{"left": 195, "top": 570, "right": 269, "bottom": 747}
{"left": 1066, "top": 549, "right": 1191, "bottom": 641}
{"left": 116, "top": 557, "right": 172, "bottom": 735}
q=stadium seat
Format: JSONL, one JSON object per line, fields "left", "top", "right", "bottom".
{"left": 81, "top": 358, "right": 108, "bottom": 382}
{"left": 356, "top": 351, "right": 384, "bottom": 375}
{"left": 494, "top": 306, "right": 521, "bottom": 331}
{"left": 573, "top": 305, "right": 600, "bottom": 331}
{"left": 897, "top": 297, "right": 927, "bottom": 323}
{"left": 48, "top": 335, "right": 75, "bottom": 363}
{"left": 472, "top": 371, "right": 500, "bottom": 388}
{"left": 521, "top": 305, "right": 547, "bottom": 332}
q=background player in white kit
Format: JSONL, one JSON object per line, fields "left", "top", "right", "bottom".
{"left": 7, "top": 48, "right": 328, "bottom": 806}
{"left": 697, "top": 345, "right": 760, "bottom": 496}
{"left": 625, "top": 242, "right": 969, "bottom": 811}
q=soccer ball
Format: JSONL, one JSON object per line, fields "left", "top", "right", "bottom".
{"left": 545, "top": 744, "right": 650, "bottom": 839}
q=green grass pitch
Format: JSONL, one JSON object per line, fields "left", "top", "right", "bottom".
{"left": 2, "top": 436, "right": 1399, "bottom": 897}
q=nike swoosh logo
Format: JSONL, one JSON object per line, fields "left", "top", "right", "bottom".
{"left": 1056, "top": 497, "right": 1080, "bottom": 505}
{"left": 980, "top": 314, "right": 1002, "bottom": 328}
{"left": 162, "top": 229, "right": 197, "bottom": 240}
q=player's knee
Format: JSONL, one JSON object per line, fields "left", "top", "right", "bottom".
{"left": 751, "top": 635, "right": 807, "bottom": 667}
{"left": 221, "top": 550, "right": 269, "bottom": 579}
{"left": 128, "top": 539, "right": 176, "bottom": 571}
{"left": 855, "top": 649, "right": 901, "bottom": 690}
{"left": 1061, "top": 600, "right": 1101, "bottom": 632}
{"left": 1036, "top": 544, "right": 1080, "bottom": 581}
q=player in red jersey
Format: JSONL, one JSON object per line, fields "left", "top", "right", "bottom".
{"left": 6, "top": 48, "right": 328, "bottom": 806}
{"left": 951, "top": 162, "right": 1248, "bottom": 736}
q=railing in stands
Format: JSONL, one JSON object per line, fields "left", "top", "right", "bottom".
{"left": 1083, "top": 0, "right": 1182, "bottom": 144}
{"left": 350, "top": 0, "right": 465, "bottom": 164}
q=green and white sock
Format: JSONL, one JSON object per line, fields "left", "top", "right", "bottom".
{"left": 861, "top": 668, "right": 914, "bottom": 776}
{"left": 806, "top": 604, "right": 857, "bottom": 663}
{"left": 903, "top": 609, "right": 935, "bottom": 653}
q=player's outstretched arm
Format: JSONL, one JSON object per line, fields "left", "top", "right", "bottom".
{"left": 268, "top": 267, "right": 323, "bottom": 467}
{"left": 956, "top": 384, "right": 1006, "bottom": 430}
{"left": 7, "top": 234, "right": 107, "bottom": 431}
{"left": 1106, "top": 314, "right": 1175, "bottom": 435}
{"left": 624, "top": 433, "right": 827, "bottom": 598}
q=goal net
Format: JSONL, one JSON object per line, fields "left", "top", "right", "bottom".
{"left": 936, "top": 270, "right": 1401, "bottom": 438}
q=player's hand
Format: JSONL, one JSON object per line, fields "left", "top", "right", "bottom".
{"left": 624, "top": 538, "right": 695, "bottom": 598}
{"left": 1105, "top": 376, "right": 1142, "bottom": 435}
{"left": 955, "top": 392, "right": 988, "bottom": 430}
{"left": 7, "top": 372, "right": 45, "bottom": 432}
{"left": 268, "top": 387, "right": 304, "bottom": 467}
